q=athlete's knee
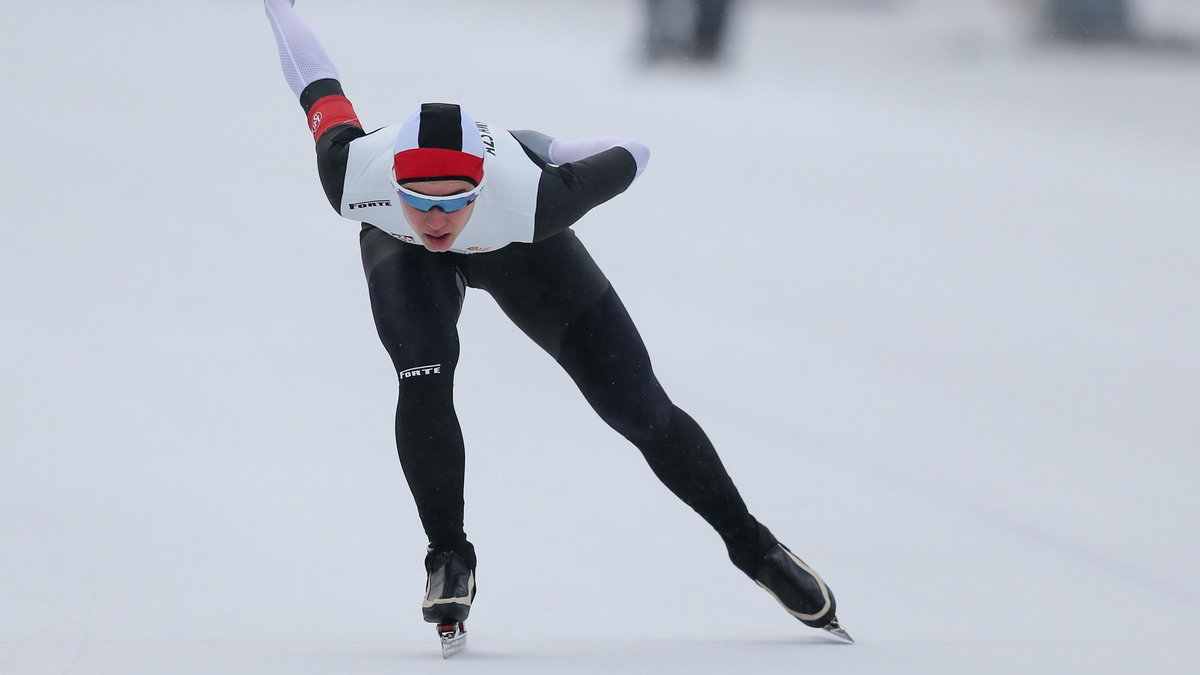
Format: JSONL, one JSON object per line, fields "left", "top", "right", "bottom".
{"left": 591, "top": 385, "right": 675, "bottom": 443}
{"left": 393, "top": 369, "right": 460, "bottom": 448}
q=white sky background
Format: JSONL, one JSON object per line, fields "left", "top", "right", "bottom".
{"left": 2, "top": 0, "right": 1198, "bottom": 672}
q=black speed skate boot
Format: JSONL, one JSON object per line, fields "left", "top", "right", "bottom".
{"left": 753, "top": 543, "right": 854, "bottom": 643}
{"left": 422, "top": 549, "right": 476, "bottom": 624}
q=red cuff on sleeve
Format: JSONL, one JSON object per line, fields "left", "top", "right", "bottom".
{"left": 308, "top": 95, "right": 361, "bottom": 141}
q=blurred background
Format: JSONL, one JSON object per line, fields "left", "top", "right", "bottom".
{"left": 641, "top": 0, "right": 1200, "bottom": 64}
{"left": 2, "top": 1, "right": 1198, "bottom": 673}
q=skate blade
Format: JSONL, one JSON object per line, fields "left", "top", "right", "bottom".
{"left": 822, "top": 619, "right": 855, "bottom": 644}
{"left": 438, "top": 623, "right": 467, "bottom": 659}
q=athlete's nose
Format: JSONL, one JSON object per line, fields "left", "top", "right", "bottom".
{"left": 425, "top": 207, "right": 448, "bottom": 231}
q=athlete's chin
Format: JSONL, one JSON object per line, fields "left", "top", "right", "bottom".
{"left": 421, "top": 233, "right": 457, "bottom": 252}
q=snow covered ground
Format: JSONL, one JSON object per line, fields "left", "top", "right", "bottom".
{"left": 2, "top": 0, "right": 1198, "bottom": 672}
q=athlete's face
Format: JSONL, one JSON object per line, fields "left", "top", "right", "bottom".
{"left": 398, "top": 180, "right": 478, "bottom": 252}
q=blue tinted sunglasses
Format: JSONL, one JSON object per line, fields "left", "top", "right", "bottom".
{"left": 395, "top": 183, "right": 484, "bottom": 213}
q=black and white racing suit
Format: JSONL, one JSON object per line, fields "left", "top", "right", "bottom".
{"left": 264, "top": 0, "right": 775, "bottom": 575}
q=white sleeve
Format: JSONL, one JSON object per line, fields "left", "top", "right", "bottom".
{"left": 264, "top": 0, "right": 341, "bottom": 99}
{"left": 548, "top": 137, "right": 651, "bottom": 179}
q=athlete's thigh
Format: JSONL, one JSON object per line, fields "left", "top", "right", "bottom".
{"left": 466, "top": 230, "right": 610, "bottom": 358}
{"left": 360, "top": 224, "right": 465, "bottom": 372}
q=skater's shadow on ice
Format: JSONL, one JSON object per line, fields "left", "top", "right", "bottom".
{"left": 420, "top": 636, "right": 850, "bottom": 663}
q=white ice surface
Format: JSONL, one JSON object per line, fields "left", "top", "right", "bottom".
{"left": 2, "top": 1, "right": 1198, "bottom": 673}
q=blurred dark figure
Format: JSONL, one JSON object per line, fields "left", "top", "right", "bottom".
{"left": 645, "top": 0, "right": 734, "bottom": 63}
{"left": 1041, "top": 0, "right": 1132, "bottom": 41}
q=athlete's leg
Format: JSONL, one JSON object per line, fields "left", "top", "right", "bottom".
{"left": 556, "top": 286, "right": 775, "bottom": 574}
{"left": 360, "top": 225, "right": 474, "bottom": 564}
{"left": 467, "top": 232, "right": 772, "bottom": 575}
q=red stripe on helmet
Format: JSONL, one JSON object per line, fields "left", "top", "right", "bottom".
{"left": 393, "top": 148, "right": 485, "bottom": 185}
